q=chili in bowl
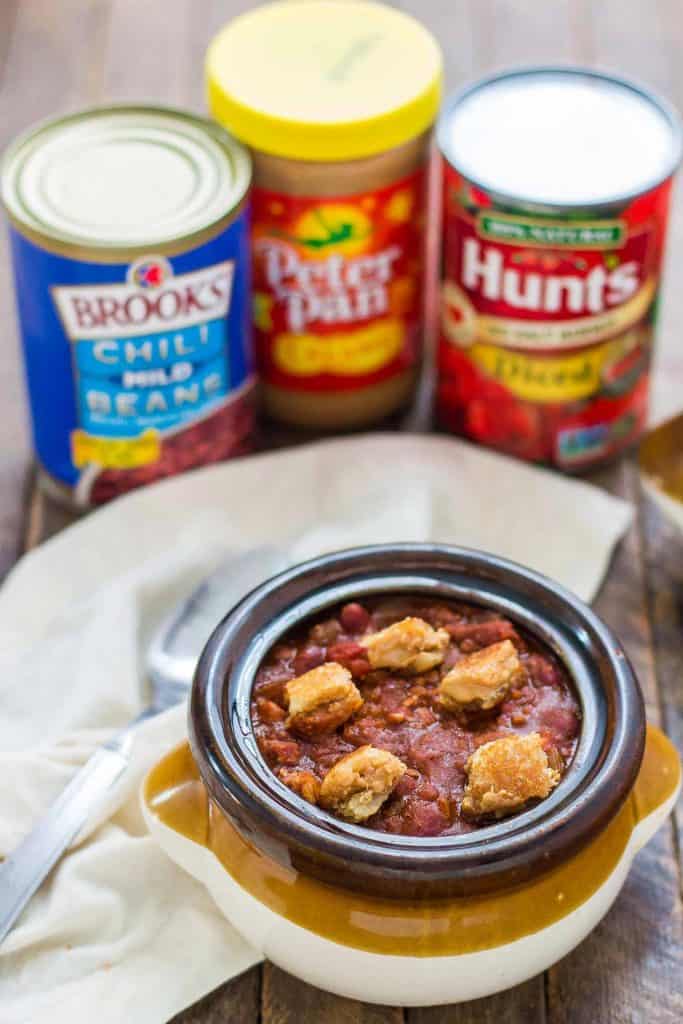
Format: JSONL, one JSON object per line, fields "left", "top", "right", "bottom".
{"left": 143, "top": 544, "right": 680, "bottom": 1005}
{"left": 251, "top": 595, "right": 581, "bottom": 838}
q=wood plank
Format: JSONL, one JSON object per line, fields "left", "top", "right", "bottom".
{"left": 648, "top": 0, "right": 683, "bottom": 426}
{"left": 0, "top": 0, "right": 112, "bottom": 577}
{"left": 0, "top": 0, "right": 19, "bottom": 80}
{"left": 262, "top": 963, "right": 404, "bottom": 1024}
{"left": 0, "top": 455, "right": 31, "bottom": 580}
{"left": 22, "top": 484, "right": 79, "bottom": 550}
{"left": 394, "top": 0, "right": 477, "bottom": 88}
{"left": 591, "top": 463, "right": 660, "bottom": 720}
{"left": 0, "top": 0, "right": 31, "bottom": 579}
{"left": 640, "top": 495, "right": 683, "bottom": 856}
{"left": 584, "top": 0, "right": 683, "bottom": 428}
{"left": 577, "top": 0, "right": 672, "bottom": 93}
{"left": 103, "top": 0, "right": 266, "bottom": 113}
{"left": 169, "top": 965, "right": 261, "bottom": 1024}
{"left": 471, "top": 0, "right": 577, "bottom": 68}
{"left": 546, "top": 462, "right": 683, "bottom": 1024}
{"left": 544, "top": 0, "right": 683, "bottom": 1016}
{"left": 407, "top": 979, "right": 545, "bottom": 1024}
{"left": 103, "top": 0, "right": 202, "bottom": 108}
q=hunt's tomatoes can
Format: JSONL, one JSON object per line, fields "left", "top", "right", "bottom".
{"left": 1, "top": 106, "right": 253, "bottom": 506}
{"left": 437, "top": 68, "right": 682, "bottom": 469}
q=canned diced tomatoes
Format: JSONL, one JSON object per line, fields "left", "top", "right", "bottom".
{"left": 437, "top": 68, "right": 682, "bottom": 469}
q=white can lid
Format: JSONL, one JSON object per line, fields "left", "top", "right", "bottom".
{"left": 438, "top": 67, "right": 682, "bottom": 209}
{"left": 1, "top": 106, "right": 251, "bottom": 254}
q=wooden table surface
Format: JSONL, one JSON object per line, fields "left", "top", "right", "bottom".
{"left": 2, "top": 1, "right": 683, "bottom": 1021}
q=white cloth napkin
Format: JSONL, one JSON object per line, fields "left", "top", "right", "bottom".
{"left": 0, "top": 434, "right": 633, "bottom": 1024}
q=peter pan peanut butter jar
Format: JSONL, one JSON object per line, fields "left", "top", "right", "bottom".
{"left": 206, "top": 1, "right": 443, "bottom": 428}
{"left": 142, "top": 545, "right": 681, "bottom": 1005}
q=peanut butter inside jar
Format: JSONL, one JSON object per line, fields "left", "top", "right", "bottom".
{"left": 206, "top": 0, "right": 443, "bottom": 429}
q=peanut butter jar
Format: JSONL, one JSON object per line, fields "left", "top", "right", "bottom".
{"left": 206, "top": 1, "right": 443, "bottom": 429}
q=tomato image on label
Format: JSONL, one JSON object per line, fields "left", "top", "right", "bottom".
{"left": 252, "top": 171, "right": 425, "bottom": 392}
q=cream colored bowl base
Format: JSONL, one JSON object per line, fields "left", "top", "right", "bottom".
{"left": 141, "top": 790, "right": 676, "bottom": 1006}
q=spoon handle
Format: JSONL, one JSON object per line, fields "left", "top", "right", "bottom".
{"left": 0, "top": 745, "right": 130, "bottom": 946}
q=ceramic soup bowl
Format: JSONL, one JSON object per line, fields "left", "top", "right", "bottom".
{"left": 142, "top": 545, "right": 680, "bottom": 1005}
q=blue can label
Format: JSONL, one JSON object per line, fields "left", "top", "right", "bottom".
{"left": 10, "top": 212, "right": 254, "bottom": 504}
{"left": 53, "top": 258, "right": 236, "bottom": 452}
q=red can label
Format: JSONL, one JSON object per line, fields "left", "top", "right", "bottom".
{"left": 251, "top": 170, "right": 426, "bottom": 392}
{"left": 438, "top": 162, "right": 673, "bottom": 467}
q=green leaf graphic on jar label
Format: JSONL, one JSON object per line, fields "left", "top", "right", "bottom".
{"left": 285, "top": 208, "right": 371, "bottom": 249}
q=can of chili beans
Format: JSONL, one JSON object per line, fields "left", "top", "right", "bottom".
{"left": 1, "top": 106, "right": 254, "bottom": 506}
{"left": 437, "top": 68, "right": 682, "bottom": 469}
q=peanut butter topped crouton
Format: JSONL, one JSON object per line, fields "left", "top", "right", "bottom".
{"left": 361, "top": 617, "right": 450, "bottom": 674}
{"left": 462, "top": 732, "right": 561, "bottom": 820}
{"left": 284, "top": 662, "right": 363, "bottom": 737}
{"left": 439, "top": 639, "right": 524, "bottom": 712}
{"left": 319, "top": 745, "right": 407, "bottom": 823}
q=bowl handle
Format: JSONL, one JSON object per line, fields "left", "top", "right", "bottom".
{"left": 631, "top": 724, "right": 681, "bottom": 854}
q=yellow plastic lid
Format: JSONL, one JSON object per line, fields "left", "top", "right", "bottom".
{"left": 206, "top": 0, "right": 443, "bottom": 163}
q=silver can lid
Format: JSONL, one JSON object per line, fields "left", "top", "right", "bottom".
{"left": 1, "top": 105, "right": 251, "bottom": 256}
{"left": 438, "top": 67, "right": 682, "bottom": 210}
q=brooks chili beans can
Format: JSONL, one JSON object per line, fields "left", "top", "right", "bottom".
{"left": 437, "top": 68, "right": 682, "bottom": 469}
{"left": 1, "top": 106, "right": 253, "bottom": 506}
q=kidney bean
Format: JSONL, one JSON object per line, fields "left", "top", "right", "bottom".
{"left": 394, "top": 773, "right": 418, "bottom": 797}
{"left": 293, "top": 645, "right": 326, "bottom": 674}
{"left": 447, "top": 618, "right": 520, "bottom": 650}
{"left": 339, "top": 602, "right": 370, "bottom": 634}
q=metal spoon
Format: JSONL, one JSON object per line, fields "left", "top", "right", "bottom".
{"left": 0, "top": 545, "right": 286, "bottom": 945}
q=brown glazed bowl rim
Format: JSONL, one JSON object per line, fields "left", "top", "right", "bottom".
{"left": 188, "top": 544, "right": 645, "bottom": 897}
